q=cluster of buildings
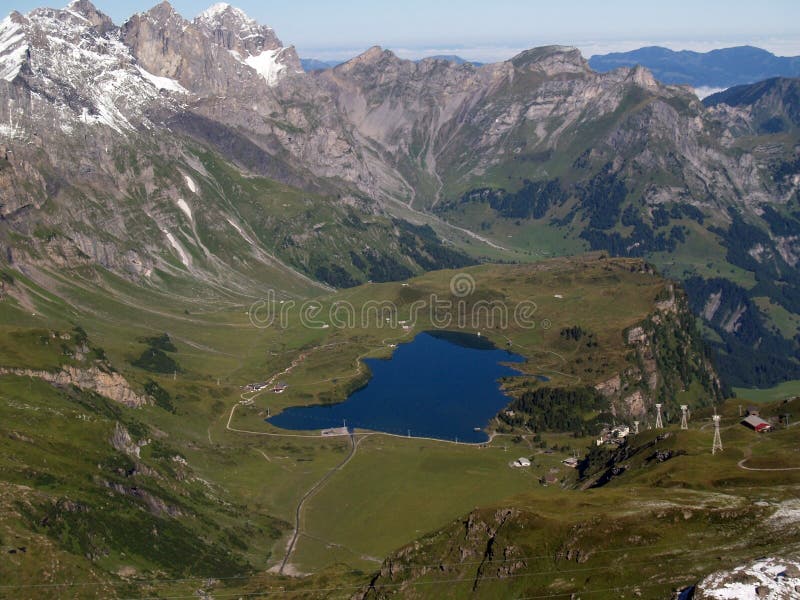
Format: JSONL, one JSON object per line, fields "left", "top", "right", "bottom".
{"left": 244, "top": 381, "right": 268, "bottom": 392}
{"left": 595, "top": 425, "right": 630, "bottom": 447}
{"left": 243, "top": 381, "right": 288, "bottom": 393}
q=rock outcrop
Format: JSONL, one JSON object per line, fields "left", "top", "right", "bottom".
{"left": 0, "top": 366, "right": 149, "bottom": 407}
{"left": 592, "top": 285, "right": 723, "bottom": 419}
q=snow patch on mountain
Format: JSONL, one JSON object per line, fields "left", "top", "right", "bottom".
{"left": 226, "top": 217, "right": 255, "bottom": 245}
{"left": 135, "top": 65, "right": 187, "bottom": 93}
{"left": 197, "top": 3, "right": 258, "bottom": 28}
{"left": 696, "top": 557, "right": 800, "bottom": 599}
{"left": 8, "top": 7, "right": 180, "bottom": 136}
{"left": 63, "top": 8, "right": 89, "bottom": 24}
{"left": 768, "top": 499, "right": 800, "bottom": 529}
{"left": 0, "top": 16, "right": 27, "bottom": 82}
{"left": 183, "top": 174, "right": 198, "bottom": 193}
{"left": 176, "top": 199, "right": 193, "bottom": 221}
{"left": 0, "top": 121, "right": 23, "bottom": 138}
{"left": 245, "top": 48, "right": 285, "bottom": 86}
{"left": 694, "top": 86, "right": 726, "bottom": 99}
{"left": 162, "top": 230, "right": 191, "bottom": 268}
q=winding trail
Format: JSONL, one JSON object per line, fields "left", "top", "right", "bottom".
{"left": 278, "top": 431, "right": 360, "bottom": 575}
{"left": 737, "top": 447, "right": 800, "bottom": 472}
{"left": 737, "top": 459, "right": 800, "bottom": 472}
{"left": 385, "top": 195, "right": 510, "bottom": 251}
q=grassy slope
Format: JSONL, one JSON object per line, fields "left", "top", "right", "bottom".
{"left": 363, "top": 398, "right": 800, "bottom": 599}
{"left": 734, "top": 379, "right": 800, "bottom": 403}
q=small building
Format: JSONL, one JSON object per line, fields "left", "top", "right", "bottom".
{"left": 321, "top": 427, "right": 349, "bottom": 437}
{"left": 613, "top": 425, "right": 630, "bottom": 438}
{"left": 244, "top": 382, "right": 268, "bottom": 392}
{"left": 511, "top": 457, "right": 531, "bottom": 468}
{"left": 562, "top": 457, "right": 579, "bottom": 468}
{"left": 542, "top": 473, "right": 559, "bottom": 486}
{"left": 742, "top": 414, "right": 772, "bottom": 433}
{"left": 272, "top": 382, "right": 288, "bottom": 393}
{"left": 596, "top": 425, "right": 630, "bottom": 446}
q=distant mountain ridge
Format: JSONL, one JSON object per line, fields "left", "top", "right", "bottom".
{"left": 300, "top": 58, "right": 341, "bottom": 71}
{"left": 589, "top": 45, "right": 800, "bottom": 89}
{"left": 421, "top": 54, "right": 483, "bottom": 66}
{"left": 704, "top": 77, "right": 800, "bottom": 131}
{"left": 301, "top": 54, "right": 482, "bottom": 72}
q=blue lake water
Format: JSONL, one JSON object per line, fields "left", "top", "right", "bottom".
{"left": 267, "top": 331, "right": 525, "bottom": 443}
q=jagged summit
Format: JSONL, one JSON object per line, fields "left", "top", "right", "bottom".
{"left": 139, "top": 1, "right": 180, "bottom": 21}
{"left": 510, "top": 45, "right": 590, "bottom": 75}
{"left": 195, "top": 2, "right": 303, "bottom": 83}
{"left": 361, "top": 45, "right": 387, "bottom": 58}
{"left": 1, "top": 2, "right": 186, "bottom": 134}
{"left": 120, "top": 1, "right": 301, "bottom": 90}
{"left": 194, "top": 3, "right": 283, "bottom": 57}
{"left": 625, "top": 63, "right": 658, "bottom": 89}
{"left": 64, "top": 1, "right": 115, "bottom": 32}
{"left": 335, "top": 46, "right": 412, "bottom": 71}
{"left": 196, "top": 2, "right": 261, "bottom": 29}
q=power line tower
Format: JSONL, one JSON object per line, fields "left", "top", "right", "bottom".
{"left": 633, "top": 420, "right": 640, "bottom": 435}
{"left": 712, "top": 414, "right": 723, "bottom": 455}
{"left": 655, "top": 404, "right": 664, "bottom": 429}
{"left": 680, "top": 405, "right": 689, "bottom": 430}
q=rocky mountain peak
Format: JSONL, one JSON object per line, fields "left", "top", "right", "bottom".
{"left": 626, "top": 64, "right": 658, "bottom": 89}
{"left": 511, "top": 45, "right": 590, "bottom": 76}
{"left": 194, "top": 2, "right": 278, "bottom": 50}
{"left": 361, "top": 45, "right": 387, "bottom": 58}
{"left": 65, "top": 0, "right": 114, "bottom": 33}
{"left": 335, "top": 45, "right": 401, "bottom": 74}
{"left": 134, "top": 0, "right": 189, "bottom": 33}
{"left": 196, "top": 2, "right": 255, "bottom": 28}
{"left": 1, "top": 2, "right": 180, "bottom": 136}
{"left": 192, "top": 3, "right": 301, "bottom": 84}
{"left": 141, "top": 1, "right": 180, "bottom": 21}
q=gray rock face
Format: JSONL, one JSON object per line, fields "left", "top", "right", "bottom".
{"left": 0, "top": 1, "right": 784, "bottom": 215}
{"left": 121, "top": 1, "right": 301, "bottom": 96}
{"left": 0, "top": 366, "right": 150, "bottom": 407}
{"left": 194, "top": 2, "right": 302, "bottom": 77}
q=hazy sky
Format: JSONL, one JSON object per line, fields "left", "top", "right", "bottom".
{"left": 6, "top": 0, "right": 800, "bottom": 61}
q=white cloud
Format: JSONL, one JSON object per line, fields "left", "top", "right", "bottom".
{"left": 694, "top": 86, "right": 727, "bottom": 99}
